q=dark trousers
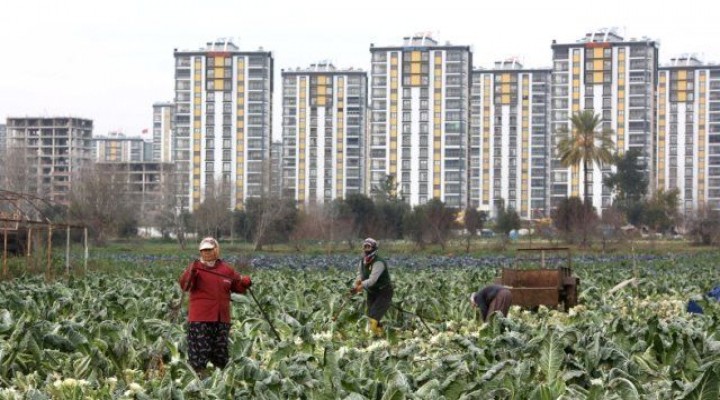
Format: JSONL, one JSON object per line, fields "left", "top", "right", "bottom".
{"left": 367, "top": 285, "right": 394, "bottom": 322}
{"left": 187, "top": 322, "right": 231, "bottom": 371}
{"left": 486, "top": 288, "right": 512, "bottom": 321}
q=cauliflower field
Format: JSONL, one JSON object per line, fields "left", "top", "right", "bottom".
{"left": 1, "top": 251, "right": 720, "bottom": 399}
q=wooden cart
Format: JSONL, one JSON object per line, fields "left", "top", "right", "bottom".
{"left": 496, "top": 247, "right": 579, "bottom": 311}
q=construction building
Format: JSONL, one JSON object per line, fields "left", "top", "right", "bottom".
{"left": 4, "top": 117, "right": 93, "bottom": 204}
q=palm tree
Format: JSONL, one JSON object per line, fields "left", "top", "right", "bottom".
{"left": 556, "top": 111, "right": 615, "bottom": 207}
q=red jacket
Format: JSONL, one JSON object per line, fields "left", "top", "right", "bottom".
{"left": 178, "top": 259, "right": 250, "bottom": 323}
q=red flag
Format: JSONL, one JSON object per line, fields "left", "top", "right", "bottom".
{"left": 142, "top": 129, "right": 148, "bottom": 135}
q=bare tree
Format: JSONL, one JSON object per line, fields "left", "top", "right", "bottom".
{"left": 245, "top": 197, "right": 297, "bottom": 251}
{"left": 687, "top": 202, "right": 720, "bottom": 245}
{"left": 2, "top": 150, "right": 34, "bottom": 194}
{"left": 68, "top": 166, "right": 138, "bottom": 245}
{"left": 152, "top": 171, "right": 190, "bottom": 248}
{"left": 193, "top": 181, "right": 233, "bottom": 239}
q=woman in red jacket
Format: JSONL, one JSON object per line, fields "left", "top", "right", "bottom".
{"left": 178, "top": 237, "right": 251, "bottom": 374}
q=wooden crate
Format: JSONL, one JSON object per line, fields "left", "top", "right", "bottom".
{"left": 508, "top": 287, "right": 560, "bottom": 308}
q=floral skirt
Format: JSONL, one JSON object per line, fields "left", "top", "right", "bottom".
{"left": 187, "top": 321, "right": 231, "bottom": 370}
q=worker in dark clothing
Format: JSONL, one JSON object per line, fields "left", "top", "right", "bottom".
{"left": 470, "top": 284, "right": 512, "bottom": 322}
{"left": 352, "top": 237, "right": 393, "bottom": 336}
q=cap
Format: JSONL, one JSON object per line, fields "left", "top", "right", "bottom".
{"left": 199, "top": 237, "right": 217, "bottom": 251}
{"left": 363, "top": 237, "right": 378, "bottom": 249}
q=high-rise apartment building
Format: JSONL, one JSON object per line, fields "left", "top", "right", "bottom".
{"left": 93, "top": 132, "right": 147, "bottom": 162}
{"left": 368, "top": 34, "right": 472, "bottom": 207}
{"left": 152, "top": 102, "right": 174, "bottom": 162}
{"left": 281, "top": 62, "right": 367, "bottom": 204}
{"left": 657, "top": 56, "right": 720, "bottom": 213}
{"left": 5, "top": 117, "right": 93, "bottom": 204}
{"left": 173, "top": 38, "right": 273, "bottom": 211}
{"left": 470, "top": 60, "right": 551, "bottom": 218}
{"left": 550, "top": 28, "right": 659, "bottom": 212}
{"left": 270, "top": 140, "right": 283, "bottom": 199}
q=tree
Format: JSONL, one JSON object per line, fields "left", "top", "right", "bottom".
{"left": 641, "top": 189, "right": 680, "bottom": 235}
{"left": 494, "top": 200, "right": 521, "bottom": 236}
{"left": 68, "top": 167, "right": 138, "bottom": 245}
{"left": 370, "top": 174, "right": 401, "bottom": 202}
{"left": 344, "top": 193, "right": 376, "bottom": 239}
{"left": 153, "top": 170, "right": 189, "bottom": 247}
{"left": 463, "top": 207, "right": 487, "bottom": 253}
{"left": 403, "top": 206, "right": 428, "bottom": 249}
{"left": 603, "top": 149, "right": 648, "bottom": 221}
{"left": 687, "top": 202, "right": 720, "bottom": 245}
{"left": 552, "top": 196, "right": 599, "bottom": 245}
{"left": 422, "top": 199, "right": 458, "bottom": 250}
{"left": 192, "top": 182, "right": 233, "bottom": 239}
{"left": 557, "top": 111, "right": 614, "bottom": 206}
{"left": 243, "top": 197, "right": 298, "bottom": 251}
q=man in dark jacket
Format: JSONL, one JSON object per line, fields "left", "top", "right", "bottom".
{"left": 179, "top": 237, "right": 252, "bottom": 374}
{"left": 470, "top": 284, "right": 512, "bottom": 322}
{"left": 352, "top": 237, "right": 393, "bottom": 336}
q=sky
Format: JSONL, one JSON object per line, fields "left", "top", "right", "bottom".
{"left": 1, "top": 0, "right": 719, "bottom": 141}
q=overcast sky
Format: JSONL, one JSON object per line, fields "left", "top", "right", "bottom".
{"left": 1, "top": 0, "right": 718, "bottom": 140}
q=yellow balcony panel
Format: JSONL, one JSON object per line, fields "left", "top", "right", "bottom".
{"left": 678, "top": 81, "right": 687, "bottom": 90}
{"left": 593, "top": 60, "right": 604, "bottom": 70}
{"left": 411, "top": 51, "right": 422, "bottom": 62}
{"left": 593, "top": 48, "right": 604, "bottom": 58}
{"left": 593, "top": 72, "right": 603, "bottom": 83}
{"left": 410, "top": 75, "right": 421, "bottom": 86}
{"left": 678, "top": 92, "right": 687, "bottom": 102}
{"left": 573, "top": 67, "right": 580, "bottom": 74}
{"left": 678, "top": 70, "right": 687, "bottom": 79}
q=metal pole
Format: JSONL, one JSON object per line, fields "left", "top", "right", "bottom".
{"left": 65, "top": 226, "right": 71, "bottom": 275}
{"left": 46, "top": 225, "right": 53, "bottom": 277}
{"left": 2, "top": 229, "right": 7, "bottom": 277}
{"left": 83, "top": 228, "right": 88, "bottom": 273}
{"left": 247, "top": 288, "right": 281, "bottom": 341}
{"left": 27, "top": 227, "right": 32, "bottom": 273}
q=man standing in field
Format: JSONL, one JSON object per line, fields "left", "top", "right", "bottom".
{"left": 352, "top": 237, "right": 394, "bottom": 337}
{"left": 179, "top": 237, "right": 252, "bottom": 376}
{"left": 470, "top": 284, "right": 512, "bottom": 322}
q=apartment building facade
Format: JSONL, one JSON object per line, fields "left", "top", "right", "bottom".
{"left": 152, "top": 102, "right": 174, "bottom": 162}
{"left": 470, "top": 60, "right": 551, "bottom": 218}
{"left": 368, "top": 34, "right": 472, "bottom": 208}
{"left": 281, "top": 63, "right": 367, "bottom": 204}
{"left": 93, "top": 132, "right": 148, "bottom": 162}
{"left": 173, "top": 38, "right": 273, "bottom": 211}
{"left": 657, "top": 57, "right": 720, "bottom": 213}
{"left": 5, "top": 117, "right": 93, "bottom": 204}
{"left": 550, "top": 29, "right": 659, "bottom": 212}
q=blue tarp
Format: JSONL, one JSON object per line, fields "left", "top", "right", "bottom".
{"left": 687, "top": 285, "right": 720, "bottom": 314}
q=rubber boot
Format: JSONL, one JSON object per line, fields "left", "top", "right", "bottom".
{"left": 369, "top": 318, "right": 384, "bottom": 336}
